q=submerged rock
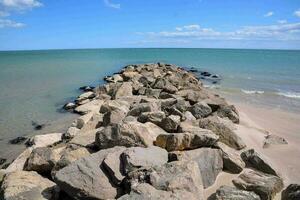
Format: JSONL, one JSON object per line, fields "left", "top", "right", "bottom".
{"left": 9, "top": 136, "right": 28, "bottom": 145}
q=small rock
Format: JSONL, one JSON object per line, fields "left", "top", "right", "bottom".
{"left": 281, "top": 184, "right": 300, "bottom": 200}
{"left": 63, "top": 102, "right": 76, "bottom": 110}
{"left": 1, "top": 171, "right": 59, "bottom": 200}
{"left": 233, "top": 169, "right": 283, "bottom": 200}
{"left": 76, "top": 91, "right": 95, "bottom": 102}
{"left": 263, "top": 134, "right": 288, "bottom": 148}
{"left": 121, "top": 146, "right": 168, "bottom": 174}
{"left": 214, "top": 185, "right": 261, "bottom": 200}
{"left": 155, "top": 132, "right": 218, "bottom": 152}
{"left": 0, "top": 158, "right": 6, "bottom": 165}
{"left": 241, "top": 149, "right": 279, "bottom": 176}
{"left": 9, "top": 136, "right": 28, "bottom": 144}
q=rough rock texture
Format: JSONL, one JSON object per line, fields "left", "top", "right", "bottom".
{"left": 121, "top": 146, "right": 168, "bottom": 174}
{"left": 169, "top": 148, "right": 223, "bottom": 188}
{"left": 0, "top": 171, "right": 58, "bottom": 200}
{"left": 214, "top": 186, "right": 261, "bottom": 200}
{"left": 4, "top": 148, "right": 33, "bottom": 172}
{"left": 26, "top": 133, "right": 63, "bottom": 148}
{"left": 160, "top": 115, "right": 181, "bottom": 132}
{"left": 54, "top": 147, "right": 124, "bottom": 200}
{"left": 233, "top": 169, "right": 284, "bottom": 200}
{"left": 74, "top": 99, "right": 103, "bottom": 115}
{"left": 189, "top": 102, "right": 212, "bottom": 119}
{"left": 217, "top": 105, "right": 239, "bottom": 123}
{"left": 199, "top": 116, "right": 246, "bottom": 150}
{"left": 263, "top": 134, "right": 288, "bottom": 148}
{"left": 281, "top": 184, "right": 300, "bottom": 200}
{"left": 217, "top": 142, "right": 245, "bottom": 173}
{"left": 241, "top": 149, "right": 279, "bottom": 176}
{"left": 70, "top": 128, "right": 101, "bottom": 148}
{"left": 155, "top": 132, "right": 218, "bottom": 152}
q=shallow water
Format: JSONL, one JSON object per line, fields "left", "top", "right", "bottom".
{"left": 0, "top": 48, "right": 299, "bottom": 159}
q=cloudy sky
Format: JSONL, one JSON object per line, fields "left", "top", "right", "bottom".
{"left": 0, "top": 0, "right": 300, "bottom": 50}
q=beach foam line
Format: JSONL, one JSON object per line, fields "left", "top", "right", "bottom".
{"left": 241, "top": 89, "right": 265, "bottom": 95}
{"left": 277, "top": 92, "right": 300, "bottom": 99}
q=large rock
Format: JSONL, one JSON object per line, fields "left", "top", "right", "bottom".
{"left": 126, "top": 161, "right": 204, "bottom": 199}
{"left": 232, "top": 169, "right": 284, "bottom": 200}
{"left": 217, "top": 142, "right": 245, "bottom": 173}
{"left": 189, "top": 102, "right": 212, "bottom": 119}
{"left": 281, "top": 184, "right": 300, "bottom": 200}
{"left": 70, "top": 128, "right": 101, "bottom": 148}
{"left": 4, "top": 148, "right": 33, "bottom": 172}
{"left": 199, "top": 116, "right": 246, "bottom": 150}
{"left": 121, "top": 146, "right": 168, "bottom": 174}
{"left": 128, "top": 102, "right": 160, "bottom": 117}
{"left": 214, "top": 185, "right": 261, "bottom": 200}
{"left": 263, "top": 134, "right": 288, "bottom": 148}
{"left": 169, "top": 148, "right": 223, "bottom": 188}
{"left": 160, "top": 115, "right": 181, "bottom": 132}
{"left": 118, "top": 183, "right": 198, "bottom": 200}
{"left": 241, "top": 149, "right": 279, "bottom": 176}
{"left": 137, "top": 111, "right": 166, "bottom": 124}
{"left": 115, "top": 82, "right": 133, "bottom": 98}
{"left": 26, "top": 133, "right": 63, "bottom": 148}
{"left": 1, "top": 171, "right": 58, "bottom": 200}
{"left": 63, "top": 127, "right": 80, "bottom": 139}
{"left": 74, "top": 99, "right": 103, "bottom": 115}
{"left": 155, "top": 132, "right": 218, "bottom": 152}
{"left": 217, "top": 105, "right": 239, "bottom": 123}
{"left": 76, "top": 91, "right": 95, "bottom": 102}
{"left": 54, "top": 147, "right": 124, "bottom": 200}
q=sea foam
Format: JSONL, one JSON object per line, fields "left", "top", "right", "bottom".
{"left": 277, "top": 92, "right": 300, "bottom": 99}
{"left": 241, "top": 89, "right": 264, "bottom": 94}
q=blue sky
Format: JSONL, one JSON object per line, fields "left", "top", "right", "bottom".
{"left": 0, "top": 0, "right": 300, "bottom": 50}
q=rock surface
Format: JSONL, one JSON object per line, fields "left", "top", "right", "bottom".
{"left": 281, "top": 184, "right": 300, "bottom": 200}
{"left": 214, "top": 185, "right": 261, "bottom": 200}
{"left": 263, "top": 134, "right": 288, "bottom": 148}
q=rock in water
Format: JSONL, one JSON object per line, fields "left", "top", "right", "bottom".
{"left": 232, "top": 169, "right": 283, "bottom": 200}
{"left": 0, "top": 171, "right": 58, "bottom": 200}
{"left": 9, "top": 136, "right": 28, "bottom": 144}
{"left": 121, "top": 146, "right": 168, "bottom": 174}
{"left": 241, "top": 149, "right": 279, "bottom": 176}
{"left": 169, "top": 148, "right": 223, "bottom": 188}
{"left": 214, "top": 185, "right": 261, "bottom": 200}
{"left": 54, "top": 147, "right": 124, "bottom": 200}
{"left": 281, "top": 184, "right": 300, "bottom": 200}
{"left": 263, "top": 134, "right": 288, "bottom": 148}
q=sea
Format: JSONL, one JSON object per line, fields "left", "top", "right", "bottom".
{"left": 0, "top": 48, "right": 300, "bottom": 161}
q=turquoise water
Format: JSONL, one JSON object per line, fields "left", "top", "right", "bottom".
{"left": 0, "top": 48, "right": 300, "bottom": 159}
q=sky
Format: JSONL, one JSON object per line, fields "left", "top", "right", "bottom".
{"left": 0, "top": 0, "right": 300, "bottom": 50}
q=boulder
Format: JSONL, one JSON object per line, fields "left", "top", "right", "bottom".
{"left": 75, "top": 112, "right": 94, "bottom": 129}
{"left": 63, "top": 102, "right": 76, "bottom": 110}
{"left": 169, "top": 148, "right": 223, "bottom": 188}
{"left": 214, "top": 185, "right": 261, "bottom": 200}
{"left": 241, "top": 149, "right": 279, "bottom": 176}
{"left": 184, "top": 111, "right": 196, "bottom": 121}
{"left": 155, "top": 132, "right": 218, "bottom": 152}
{"left": 1, "top": 171, "right": 58, "bottom": 200}
{"left": 102, "top": 100, "right": 130, "bottom": 126}
{"left": 54, "top": 147, "right": 124, "bottom": 200}
{"left": 26, "top": 133, "right": 63, "bottom": 148}
{"left": 74, "top": 99, "right": 103, "bottom": 115}
{"left": 63, "top": 127, "right": 80, "bottom": 139}
{"left": 263, "top": 134, "right": 288, "bottom": 148}
{"left": 115, "top": 82, "right": 133, "bottom": 99}
{"left": 199, "top": 116, "right": 246, "bottom": 150}
{"left": 4, "top": 148, "right": 33, "bottom": 172}
{"left": 217, "top": 142, "right": 245, "bottom": 173}
{"left": 121, "top": 146, "right": 168, "bottom": 174}
{"left": 76, "top": 91, "right": 95, "bottom": 102}
{"left": 128, "top": 102, "right": 160, "bottom": 117}
{"left": 189, "top": 102, "right": 212, "bottom": 119}
{"left": 137, "top": 111, "right": 165, "bottom": 124}
{"left": 217, "top": 105, "right": 239, "bottom": 123}
{"left": 25, "top": 147, "right": 61, "bottom": 174}
{"left": 118, "top": 183, "right": 198, "bottom": 200}
{"left": 281, "top": 184, "right": 300, "bottom": 200}
{"left": 70, "top": 128, "right": 101, "bottom": 148}
{"left": 233, "top": 169, "right": 283, "bottom": 200}
{"left": 160, "top": 115, "right": 181, "bottom": 132}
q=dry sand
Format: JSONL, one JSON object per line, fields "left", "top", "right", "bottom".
{"left": 204, "top": 102, "right": 300, "bottom": 199}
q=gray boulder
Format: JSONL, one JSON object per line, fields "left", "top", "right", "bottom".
{"left": 137, "top": 111, "right": 165, "bottom": 124}
{"left": 128, "top": 102, "right": 160, "bottom": 116}
{"left": 160, "top": 115, "right": 181, "bottom": 132}
{"left": 189, "top": 102, "right": 212, "bottom": 119}
{"left": 115, "top": 82, "right": 133, "bottom": 99}
{"left": 241, "top": 149, "right": 279, "bottom": 176}
{"left": 214, "top": 185, "right": 261, "bottom": 200}
{"left": 1, "top": 171, "right": 58, "bottom": 200}
{"left": 199, "top": 116, "right": 246, "bottom": 150}
{"left": 121, "top": 146, "right": 168, "bottom": 174}
{"left": 233, "top": 169, "right": 284, "bottom": 200}
{"left": 54, "top": 147, "right": 124, "bottom": 200}
{"left": 281, "top": 184, "right": 300, "bottom": 200}
{"left": 217, "top": 105, "right": 239, "bottom": 123}
{"left": 155, "top": 132, "right": 218, "bottom": 152}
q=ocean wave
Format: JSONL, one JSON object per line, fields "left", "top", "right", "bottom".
{"left": 277, "top": 92, "right": 300, "bottom": 99}
{"left": 241, "top": 89, "right": 264, "bottom": 94}
{"left": 204, "top": 84, "right": 220, "bottom": 89}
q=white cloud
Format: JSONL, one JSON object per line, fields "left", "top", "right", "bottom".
{"left": 294, "top": 9, "right": 300, "bottom": 17}
{"left": 103, "top": 0, "right": 120, "bottom": 9}
{"left": 141, "top": 22, "right": 300, "bottom": 41}
{"left": 264, "top": 11, "right": 274, "bottom": 17}
{"left": 0, "top": 18, "right": 25, "bottom": 28}
{"left": 0, "top": 0, "right": 42, "bottom": 11}
{"left": 277, "top": 20, "right": 287, "bottom": 24}
{"left": 176, "top": 24, "right": 201, "bottom": 31}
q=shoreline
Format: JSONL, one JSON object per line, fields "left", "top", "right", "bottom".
{"left": 0, "top": 63, "right": 298, "bottom": 199}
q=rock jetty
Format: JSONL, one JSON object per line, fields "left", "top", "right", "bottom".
{"left": 0, "top": 63, "right": 288, "bottom": 199}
